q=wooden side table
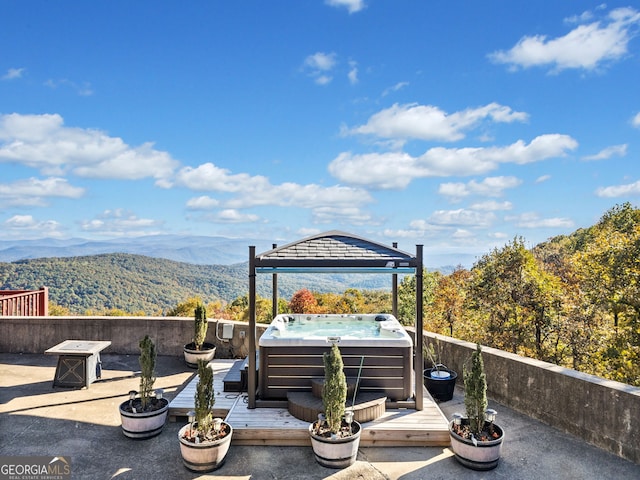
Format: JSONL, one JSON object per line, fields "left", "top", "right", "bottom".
{"left": 45, "top": 340, "right": 112, "bottom": 388}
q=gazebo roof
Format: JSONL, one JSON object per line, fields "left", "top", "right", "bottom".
{"left": 246, "top": 230, "right": 424, "bottom": 410}
{"left": 254, "top": 230, "right": 418, "bottom": 273}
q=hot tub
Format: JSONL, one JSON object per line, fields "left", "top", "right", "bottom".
{"left": 258, "top": 313, "right": 413, "bottom": 401}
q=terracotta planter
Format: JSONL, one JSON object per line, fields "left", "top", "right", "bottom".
{"left": 183, "top": 342, "right": 216, "bottom": 368}
{"left": 423, "top": 367, "right": 457, "bottom": 402}
{"left": 449, "top": 420, "right": 504, "bottom": 470}
{"left": 119, "top": 398, "right": 169, "bottom": 439}
{"left": 309, "top": 420, "right": 361, "bottom": 469}
{"left": 178, "top": 422, "right": 233, "bottom": 472}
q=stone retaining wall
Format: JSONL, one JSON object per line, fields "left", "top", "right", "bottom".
{"left": 417, "top": 330, "right": 640, "bottom": 465}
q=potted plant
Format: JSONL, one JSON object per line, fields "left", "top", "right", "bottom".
{"left": 423, "top": 339, "right": 457, "bottom": 402}
{"left": 119, "top": 335, "right": 169, "bottom": 439}
{"left": 178, "top": 359, "right": 233, "bottom": 472}
{"left": 183, "top": 301, "right": 216, "bottom": 368}
{"left": 449, "top": 343, "right": 504, "bottom": 470}
{"left": 309, "top": 342, "right": 361, "bottom": 469}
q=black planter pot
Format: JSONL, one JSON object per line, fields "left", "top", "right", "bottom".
{"left": 423, "top": 367, "right": 457, "bottom": 402}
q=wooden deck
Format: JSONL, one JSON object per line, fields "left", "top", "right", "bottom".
{"left": 168, "top": 359, "right": 241, "bottom": 422}
{"left": 168, "top": 359, "right": 450, "bottom": 447}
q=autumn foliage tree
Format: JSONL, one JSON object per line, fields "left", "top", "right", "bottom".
{"left": 289, "top": 288, "right": 320, "bottom": 313}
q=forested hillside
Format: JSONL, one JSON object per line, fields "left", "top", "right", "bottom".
{"left": 408, "top": 203, "right": 640, "bottom": 387}
{"left": 0, "top": 253, "right": 391, "bottom": 315}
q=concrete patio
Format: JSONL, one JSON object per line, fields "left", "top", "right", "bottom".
{"left": 1, "top": 352, "right": 638, "bottom": 479}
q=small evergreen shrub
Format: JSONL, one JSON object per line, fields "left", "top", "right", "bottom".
{"left": 322, "top": 343, "right": 347, "bottom": 435}
{"left": 464, "top": 343, "right": 488, "bottom": 435}
{"left": 195, "top": 359, "right": 216, "bottom": 437}
{"left": 194, "top": 302, "right": 208, "bottom": 350}
{"left": 138, "top": 335, "right": 157, "bottom": 410}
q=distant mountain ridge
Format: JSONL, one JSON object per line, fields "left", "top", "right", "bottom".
{"left": 0, "top": 234, "right": 474, "bottom": 270}
{"left": 0, "top": 252, "right": 398, "bottom": 314}
{"left": 0, "top": 235, "right": 273, "bottom": 265}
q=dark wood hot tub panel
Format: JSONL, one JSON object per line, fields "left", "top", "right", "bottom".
{"left": 258, "top": 345, "right": 413, "bottom": 401}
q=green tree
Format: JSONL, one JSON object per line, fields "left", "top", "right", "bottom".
{"left": 397, "top": 269, "right": 439, "bottom": 326}
{"left": 469, "top": 237, "right": 563, "bottom": 358}
{"left": 428, "top": 266, "right": 470, "bottom": 336}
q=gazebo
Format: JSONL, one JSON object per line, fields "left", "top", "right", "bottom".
{"left": 247, "top": 230, "right": 424, "bottom": 410}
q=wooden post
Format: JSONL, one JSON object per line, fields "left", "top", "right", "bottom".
{"left": 40, "top": 287, "right": 49, "bottom": 316}
{"left": 248, "top": 246, "right": 257, "bottom": 409}
{"left": 415, "top": 244, "right": 424, "bottom": 411}
{"left": 392, "top": 242, "right": 398, "bottom": 318}
{"left": 271, "top": 244, "right": 278, "bottom": 320}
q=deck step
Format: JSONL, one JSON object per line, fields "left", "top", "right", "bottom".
{"left": 223, "top": 358, "right": 247, "bottom": 392}
{"left": 287, "top": 391, "right": 386, "bottom": 423}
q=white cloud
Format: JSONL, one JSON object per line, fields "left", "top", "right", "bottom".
{"left": 595, "top": 180, "right": 640, "bottom": 197}
{"left": 0, "top": 177, "right": 85, "bottom": 207}
{"left": 452, "top": 228, "right": 475, "bottom": 239}
{"left": 438, "top": 176, "right": 522, "bottom": 201}
{"left": 535, "top": 175, "right": 551, "bottom": 183}
{"left": 80, "top": 209, "right": 164, "bottom": 236}
{"left": 328, "top": 151, "right": 418, "bottom": 189}
{"left": 469, "top": 200, "right": 513, "bottom": 211}
{"left": 329, "top": 134, "right": 577, "bottom": 189}
{"left": 428, "top": 209, "right": 496, "bottom": 227}
{"left": 1, "top": 215, "right": 64, "bottom": 238}
{"left": 303, "top": 52, "right": 337, "bottom": 84}
{"left": 2, "top": 67, "right": 25, "bottom": 80}
{"left": 632, "top": 112, "right": 640, "bottom": 128}
{"left": 325, "top": 0, "right": 365, "bottom": 14}
{"left": 174, "top": 162, "right": 373, "bottom": 212}
{"left": 345, "top": 102, "right": 529, "bottom": 143}
{"left": 382, "top": 82, "right": 409, "bottom": 97}
{"left": 489, "top": 7, "right": 640, "bottom": 72}
{"left": 311, "top": 206, "right": 377, "bottom": 225}
{"left": 186, "top": 196, "right": 220, "bottom": 210}
{"left": 44, "top": 78, "right": 94, "bottom": 96}
{"left": 315, "top": 75, "right": 333, "bottom": 85}
{"left": 304, "top": 52, "right": 337, "bottom": 71}
{"left": 582, "top": 144, "right": 627, "bottom": 161}
{"left": 508, "top": 212, "right": 574, "bottom": 228}
{"left": 0, "top": 113, "right": 179, "bottom": 181}
{"left": 209, "top": 209, "right": 260, "bottom": 224}
{"left": 564, "top": 9, "right": 595, "bottom": 25}
{"left": 172, "top": 163, "right": 268, "bottom": 192}
{"left": 348, "top": 61, "right": 358, "bottom": 84}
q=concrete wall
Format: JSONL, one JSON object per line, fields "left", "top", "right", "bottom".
{"left": 417, "top": 330, "right": 640, "bottom": 465}
{"left": 0, "top": 316, "right": 268, "bottom": 359}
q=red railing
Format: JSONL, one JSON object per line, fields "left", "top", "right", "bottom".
{"left": 0, "top": 287, "right": 49, "bottom": 316}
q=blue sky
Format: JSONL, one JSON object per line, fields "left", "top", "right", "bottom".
{"left": 1, "top": 1, "right": 640, "bottom": 264}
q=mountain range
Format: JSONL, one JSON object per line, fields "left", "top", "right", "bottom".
{"left": 0, "top": 235, "right": 474, "bottom": 269}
